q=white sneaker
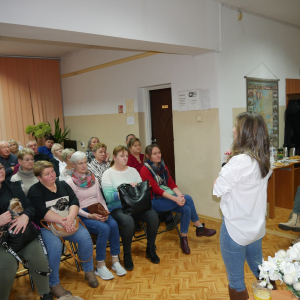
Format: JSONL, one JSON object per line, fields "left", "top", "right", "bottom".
{"left": 112, "top": 262, "right": 127, "bottom": 276}
{"left": 94, "top": 266, "right": 114, "bottom": 280}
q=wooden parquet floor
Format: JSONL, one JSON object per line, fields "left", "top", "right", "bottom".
{"left": 9, "top": 211, "right": 295, "bottom": 300}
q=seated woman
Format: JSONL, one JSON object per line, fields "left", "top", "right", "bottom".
{"left": 8, "top": 139, "right": 21, "bottom": 155}
{"left": 59, "top": 148, "right": 75, "bottom": 181}
{"left": 102, "top": 146, "right": 160, "bottom": 271}
{"left": 127, "top": 137, "right": 144, "bottom": 173}
{"left": 67, "top": 151, "right": 126, "bottom": 280}
{"left": 49, "top": 144, "right": 66, "bottom": 178}
{"left": 85, "top": 137, "right": 100, "bottom": 163}
{"left": 27, "top": 161, "right": 98, "bottom": 299}
{"left": 11, "top": 148, "right": 38, "bottom": 195}
{"left": 0, "top": 163, "right": 54, "bottom": 300}
{"left": 140, "top": 144, "right": 217, "bottom": 254}
{"left": 87, "top": 142, "right": 110, "bottom": 188}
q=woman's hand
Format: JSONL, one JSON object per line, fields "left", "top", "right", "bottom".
{"left": 62, "top": 215, "right": 77, "bottom": 233}
{"left": 105, "top": 153, "right": 111, "bottom": 162}
{"left": 224, "top": 149, "right": 232, "bottom": 163}
{"left": 88, "top": 214, "right": 108, "bottom": 222}
{"left": 130, "top": 182, "right": 138, "bottom": 187}
{"left": 9, "top": 214, "right": 29, "bottom": 234}
{"left": 0, "top": 211, "right": 12, "bottom": 226}
{"left": 175, "top": 196, "right": 185, "bottom": 206}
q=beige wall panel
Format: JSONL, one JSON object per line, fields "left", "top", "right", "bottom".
{"left": 138, "top": 112, "right": 146, "bottom": 149}
{"left": 64, "top": 112, "right": 140, "bottom": 153}
{"left": 232, "top": 107, "right": 285, "bottom": 148}
{"left": 172, "top": 109, "right": 222, "bottom": 219}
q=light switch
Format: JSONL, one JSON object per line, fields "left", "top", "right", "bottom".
{"left": 197, "top": 116, "right": 202, "bottom": 122}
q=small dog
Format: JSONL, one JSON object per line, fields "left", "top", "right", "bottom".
{"left": 8, "top": 198, "right": 24, "bottom": 219}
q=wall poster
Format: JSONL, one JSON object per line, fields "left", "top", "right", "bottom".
{"left": 246, "top": 77, "right": 279, "bottom": 147}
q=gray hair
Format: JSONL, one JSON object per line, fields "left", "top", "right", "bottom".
{"left": 87, "top": 137, "right": 99, "bottom": 150}
{"left": 26, "top": 139, "right": 37, "bottom": 147}
{"left": 62, "top": 148, "right": 76, "bottom": 162}
{"left": 70, "top": 151, "right": 87, "bottom": 164}
{"left": 0, "top": 141, "right": 9, "bottom": 148}
{"left": 51, "top": 143, "right": 63, "bottom": 156}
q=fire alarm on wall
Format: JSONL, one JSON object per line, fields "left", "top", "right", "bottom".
{"left": 118, "top": 105, "right": 123, "bottom": 113}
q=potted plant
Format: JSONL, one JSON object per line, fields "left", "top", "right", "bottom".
{"left": 50, "top": 118, "right": 70, "bottom": 144}
{"left": 25, "top": 122, "right": 52, "bottom": 139}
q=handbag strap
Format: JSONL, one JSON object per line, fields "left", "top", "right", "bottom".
{"left": 1, "top": 233, "right": 52, "bottom": 276}
{"left": 40, "top": 218, "right": 93, "bottom": 264}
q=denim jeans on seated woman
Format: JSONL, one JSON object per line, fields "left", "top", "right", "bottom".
{"left": 151, "top": 194, "right": 199, "bottom": 234}
{"left": 79, "top": 208, "right": 120, "bottom": 261}
{"left": 220, "top": 220, "right": 262, "bottom": 292}
{"left": 41, "top": 223, "right": 94, "bottom": 287}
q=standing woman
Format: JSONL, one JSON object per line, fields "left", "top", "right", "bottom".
{"left": 140, "top": 145, "right": 216, "bottom": 255}
{"left": 49, "top": 143, "right": 66, "bottom": 177}
{"left": 85, "top": 137, "right": 100, "bottom": 163}
{"left": 127, "top": 137, "right": 144, "bottom": 173}
{"left": 213, "top": 112, "right": 272, "bottom": 300}
{"left": 102, "top": 146, "right": 159, "bottom": 271}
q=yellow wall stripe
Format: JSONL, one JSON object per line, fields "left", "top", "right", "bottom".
{"left": 61, "top": 51, "right": 160, "bottom": 78}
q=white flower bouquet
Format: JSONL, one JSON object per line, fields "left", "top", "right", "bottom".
{"left": 258, "top": 242, "right": 300, "bottom": 298}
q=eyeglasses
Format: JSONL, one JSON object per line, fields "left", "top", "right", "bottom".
{"left": 0, "top": 167, "right": 5, "bottom": 172}
{"left": 76, "top": 161, "right": 88, "bottom": 166}
{"left": 55, "top": 148, "right": 63, "bottom": 152}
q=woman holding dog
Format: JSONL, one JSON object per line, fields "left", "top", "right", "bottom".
{"left": 0, "top": 163, "right": 54, "bottom": 300}
{"left": 27, "top": 161, "right": 97, "bottom": 299}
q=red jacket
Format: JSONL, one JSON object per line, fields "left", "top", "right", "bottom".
{"left": 127, "top": 153, "right": 145, "bottom": 173}
{"left": 140, "top": 165, "right": 177, "bottom": 198}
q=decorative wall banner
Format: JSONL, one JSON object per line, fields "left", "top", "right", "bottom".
{"left": 246, "top": 77, "right": 279, "bottom": 147}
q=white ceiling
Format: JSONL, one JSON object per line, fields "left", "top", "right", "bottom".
{"left": 0, "top": 0, "right": 300, "bottom": 58}
{"left": 214, "top": 0, "right": 300, "bottom": 28}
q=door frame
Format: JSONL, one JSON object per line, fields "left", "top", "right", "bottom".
{"left": 140, "top": 83, "right": 172, "bottom": 145}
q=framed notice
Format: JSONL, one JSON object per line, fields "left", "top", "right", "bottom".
{"left": 246, "top": 78, "right": 279, "bottom": 147}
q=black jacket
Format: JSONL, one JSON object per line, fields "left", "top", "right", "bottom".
{"left": 49, "top": 158, "right": 60, "bottom": 177}
{"left": 284, "top": 99, "right": 300, "bottom": 153}
{"left": 0, "top": 180, "right": 35, "bottom": 220}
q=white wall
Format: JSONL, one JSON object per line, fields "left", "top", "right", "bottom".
{"left": 61, "top": 51, "right": 219, "bottom": 116}
{"left": 217, "top": 6, "right": 300, "bottom": 158}
{"left": 0, "top": 0, "right": 220, "bottom": 55}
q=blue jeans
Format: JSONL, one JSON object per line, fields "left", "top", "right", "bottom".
{"left": 41, "top": 223, "right": 94, "bottom": 287}
{"left": 80, "top": 209, "right": 120, "bottom": 261}
{"left": 220, "top": 221, "right": 262, "bottom": 291}
{"left": 151, "top": 194, "right": 199, "bottom": 233}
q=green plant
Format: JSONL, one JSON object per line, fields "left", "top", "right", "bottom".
{"left": 25, "top": 122, "right": 52, "bottom": 139}
{"left": 50, "top": 118, "right": 70, "bottom": 144}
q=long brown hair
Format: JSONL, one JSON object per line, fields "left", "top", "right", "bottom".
{"left": 230, "top": 112, "right": 270, "bottom": 178}
{"left": 110, "top": 145, "right": 128, "bottom": 167}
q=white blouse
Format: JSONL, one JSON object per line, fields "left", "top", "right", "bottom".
{"left": 213, "top": 154, "right": 272, "bottom": 246}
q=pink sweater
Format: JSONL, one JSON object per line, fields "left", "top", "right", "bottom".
{"left": 66, "top": 178, "right": 108, "bottom": 218}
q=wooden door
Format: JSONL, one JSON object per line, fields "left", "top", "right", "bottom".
{"left": 149, "top": 88, "right": 176, "bottom": 181}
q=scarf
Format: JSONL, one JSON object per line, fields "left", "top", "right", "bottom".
{"left": 144, "top": 159, "right": 169, "bottom": 186}
{"left": 70, "top": 170, "right": 96, "bottom": 188}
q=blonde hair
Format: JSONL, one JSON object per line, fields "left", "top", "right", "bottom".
{"left": 92, "top": 142, "right": 107, "bottom": 153}
{"left": 51, "top": 143, "right": 63, "bottom": 156}
{"left": 17, "top": 148, "right": 34, "bottom": 160}
{"left": 8, "top": 139, "right": 18, "bottom": 146}
{"left": 33, "top": 161, "right": 54, "bottom": 177}
{"left": 61, "top": 148, "right": 75, "bottom": 162}
{"left": 110, "top": 145, "right": 128, "bottom": 167}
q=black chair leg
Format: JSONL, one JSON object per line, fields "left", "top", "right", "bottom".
{"left": 69, "top": 242, "right": 81, "bottom": 272}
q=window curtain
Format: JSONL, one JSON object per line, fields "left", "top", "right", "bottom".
{"left": 0, "top": 57, "right": 64, "bottom": 146}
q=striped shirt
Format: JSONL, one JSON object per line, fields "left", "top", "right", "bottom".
{"left": 87, "top": 159, "right": 110, "bottom": 188}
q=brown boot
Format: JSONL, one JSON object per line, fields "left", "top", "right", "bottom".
{"left": 181, "top": 236, "right": 190, "bottom": 254}
{"left": 50, "top": 283, "right": 72, "bottom": 298}
{"left": 228, "top": 285, "right": 249, "bottom": 300}
{"left": 85, "top": 271, "right": 99, "bottom": 288}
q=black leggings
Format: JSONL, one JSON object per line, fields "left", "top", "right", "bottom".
{"left": 110, "top": 208, "right": 159, "bottom": 253}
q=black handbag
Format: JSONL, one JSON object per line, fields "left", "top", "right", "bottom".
{"left": 117, "top": 180, "right": 152, "bottom": 215}
{"left": 0, "top": 221, "right": 40, "bottom": 253}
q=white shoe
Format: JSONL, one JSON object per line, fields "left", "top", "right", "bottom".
{"left": 94, "top": 266, "right": 114, "bottom": 280}
{"left": 112, "top": 262, "right": 127, "bottom": 276}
